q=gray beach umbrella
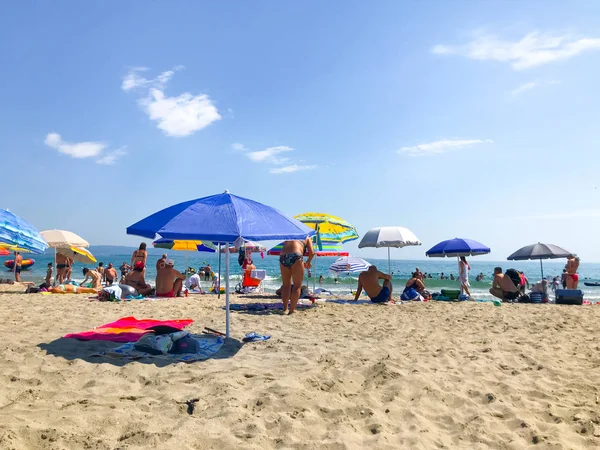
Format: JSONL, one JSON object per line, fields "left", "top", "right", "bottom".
{"left": 507, "top": 242, "right": 573, "bottom": 281}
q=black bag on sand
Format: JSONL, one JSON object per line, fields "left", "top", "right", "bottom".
{"left": 505, "top": 269, "right": 521, "bottom": 290}
{"left": 518, "top": 294, "right": 531, "bottom": 303}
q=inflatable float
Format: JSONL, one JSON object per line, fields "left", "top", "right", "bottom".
{"left": 4, "top": 259, "right": 35, "bottom": 270}
{"left": 584, "top": 282, "right": 600, "bottom": 287}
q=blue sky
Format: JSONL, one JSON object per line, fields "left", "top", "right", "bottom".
{"left": 2, "top": 1, "right": 600, "bottom": 260}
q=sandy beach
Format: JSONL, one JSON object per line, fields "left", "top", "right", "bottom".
{"left": 0, "top": 286, "right": 599, "bottom": 449}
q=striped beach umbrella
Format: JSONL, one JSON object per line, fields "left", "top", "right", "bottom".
{"left": 294, "top": 212, "right": 359, "bottom": 244}
{"left": 329, "top": 257, "right": 371, "bottom": 273}
{"left": 0, "top": 209, "right": 48, "bottom": 254}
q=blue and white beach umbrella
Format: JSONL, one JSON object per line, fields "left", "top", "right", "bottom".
{"left": 0, "top": 209, "right": 48, "bottom": 254}
{"left": 329, "top": 257, "right": 372, "bottom": 274}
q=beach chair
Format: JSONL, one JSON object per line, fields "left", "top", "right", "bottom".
{"left": 236, "top": 269, "right": 266, "bottom": 294}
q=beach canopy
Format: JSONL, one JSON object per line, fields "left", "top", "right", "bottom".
{"left": 507, "top": 242, "right": 573, "bottom": 282}
{"left": 126, "top": 191, "right": 315, "bottom": 338}
{"left": 57, "top": 246, "right": 97, "bottom": 264}
{"left": 40, "top": 230, "right": 89, "bottom": 248}
{"left": 127, "top": 191, "right": 313, "bottom": 243}
{"left": 329, "top": 257, "right": 371, "bottom": 274}
{"left": 153, "top": 238, "right": 216, "bottom": 253}
{"left": 426, "top": 238, "right": 490, "bottom": 258}
{"left": 0, "top": 209, "right": 48, "bottom": 254}
{"left": 358, "top": 226, "right": 421, "bottom": 275}
{"left": 220, "top": 240, "right": 266, "bottom": 253}
{"left": 267, "top": 239, "right": 349, "bottom": 257}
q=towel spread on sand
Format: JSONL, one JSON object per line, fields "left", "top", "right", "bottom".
{"left": 64, "top": 316, "right": 194, "bottom": 342}
{"left": 228, "top": 302, "right": 317, "bottom": 312}
{"left": 93, "top": 334, "right": 224, "bottom": 362}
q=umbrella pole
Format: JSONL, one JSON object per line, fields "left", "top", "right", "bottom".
{"left": 540, "top": 259, "right": 546, "bottom": 298}
{"left": 218, "top": 244, "right": 221, "bottom": 299}
{"left": 54, "top": 247, "right": 57, "bottom": 286}
{"left": 225, "top": 242, "right": 230, "bottom": 338}
{"left": 313, "top": 255, "right": 317, "bottom": 293}
{"left": 388, "top": 247, "right": 391, "bottom": 276}
{"left": 185, "top": 251, "right": 189, "bottom": 279}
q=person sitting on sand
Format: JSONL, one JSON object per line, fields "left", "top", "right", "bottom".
{"left": 81, "top": 268, "right": 102, "bottom": 289}
{"left": 156, "top": 254, "right": 167, "bottom": 271}
{"left": 39, "top": 262, "right": 53, "bottom": 289}
{"left": 565, "top": 256, "right": 580, "bottom": 289}
{"left": 50, "top": 284, "right": 98, "bottom": 294}
{"left": 185, "top": 273, "right": 204, "bottom": 293}
{"left": 401, "top": 271, "right": 430, "bottom": 301}
{"left": 155, "top": 259, "right": 185, "bottom": 297}
{"left": 104, "top": 263, "right": 117, "bottom": 286}
{"left": 354, "top": 265, "right": 393, "bottom": 303}
{"left": 124, "top": 261, "right": 153, "bottom": 296}
{"left": 489, "top": 267, "right": 519, "bottom": 302}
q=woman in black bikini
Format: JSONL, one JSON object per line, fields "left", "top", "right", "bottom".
{"left": 279, "top": 237, "right": 314, "bottom": 314}
{"left": 130, "top": 243, "right": 148, "bottom": 276}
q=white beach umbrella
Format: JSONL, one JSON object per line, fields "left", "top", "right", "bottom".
{"left": 41, "top": 230, "right": 90, "bottom": 285}
{"left": 358, "top": 226, "right": 421, "bottom": 275}
{"left": 329, "top": 257, "right": 371, "bottom": 273}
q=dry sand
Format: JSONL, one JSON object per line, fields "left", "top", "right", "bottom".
{"left": 0, "top": 285, "right": 599, "bottom": 449}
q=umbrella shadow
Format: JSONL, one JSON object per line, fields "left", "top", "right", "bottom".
{"left": 38, "top": 334, "right": 244, "bottom": 367}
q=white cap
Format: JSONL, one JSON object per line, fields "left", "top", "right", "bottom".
{"left": 165, "top": 259, "right": 174, "bottom": 266}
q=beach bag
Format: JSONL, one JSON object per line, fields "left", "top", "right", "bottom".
{"left": 505, "top": 269, "right": 521, "bottom": 290}
{"left": 134, "top": 333, "right": 173, "bottom": 355}
{"left": 401, "top": 288, "right": 419, "bottom": 301}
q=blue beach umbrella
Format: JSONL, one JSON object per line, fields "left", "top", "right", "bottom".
{"left": 0, "top": 209, "right": 48, "bottom": 254}
{"left": 127, "top": 190, "right": 315, "bottom": 337}
{"left": 425, "top": 238, "right": 490, "bottom": 258}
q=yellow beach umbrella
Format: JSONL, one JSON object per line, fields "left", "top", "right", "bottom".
{"left": 57, "top": 246, "right": 97, "bottom": 264}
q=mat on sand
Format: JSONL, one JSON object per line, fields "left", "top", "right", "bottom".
{"left": 64, "top": 316, "right": 194, "bottom": 342}
{"left": 93, "top": 334, "right": 224, "bottom": 362}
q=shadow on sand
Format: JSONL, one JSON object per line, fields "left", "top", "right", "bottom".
{"left": 38, "top": 334, "right": 244, "bottom": 367}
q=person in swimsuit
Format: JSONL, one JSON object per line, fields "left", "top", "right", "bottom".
{"left": 401, "top": 272, "right": 428, "bottom": 300}
{"left": 566, "top": 256, "right": 580, "bottom": 289}
{"left": 65, "top": 258, "right": 73, "bottom": 282}
{"left": 55, "top": 254, "right": 68, "bottom": 284}
{"left": 96, "top": 262, "right": 105, "bottom": 281}
{"left": 41, "top": 262, "right": 53, "bottom": 288}
{"left": 13, "top": 252, "right": 22, "bottom": 282}
{"left": 156, "top": 254, "right": 167, "bottom": 271}
{"left": 489, "top": 267, "right": 520, "bottom": 302}
{"left": 50, "top": 284, "right": 98, "bottom": 294}
{"left": 155, "top": 259, "right": 185, "bottom": 297}
{"left": 278, "top": 237, "right": 314, "bottom": 314}
{"left": 203, "top": 264, "right": 211, "bottom": 281}
{"left": 354, "top": 265, "right": 393, "bottom": 303}
{"left": 81, "top": 268, "right": 102, "bottom": 289}
{"left": 130, "top": 243, "right": 148, "bottom": 275}
{"left": 124, "top": 261, "right": 153, "bottom": 296}
{"left": 458, "top": 256, "right": 471, "bottom": 298}
{"left": 104, "top": 263, "right": 117, "bottom": 286}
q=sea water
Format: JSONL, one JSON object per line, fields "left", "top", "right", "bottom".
{"left": 6, "top": 246, "right": 600, "bottom": 301}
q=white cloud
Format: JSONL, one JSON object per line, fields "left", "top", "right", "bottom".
{"left": 96, "top": 147, "right": 127, "bottom": 165}
{"left": 122, "top": 66, "right": 221, "bottom": 137}
{"left": 510, "top": 81, "right": 539, "bottom": 96}
{"left": 270, "top": 164, "right": 316, "bottom": 174}
{"left": 246, "top": 146, "right": 293, "bottom": 164}
{"left": 44, "top": 132, "right": 106, "bottom": 159}
{"left": 398, "top": 139, "right": 492, "bottom": 156}
{"left": 510, "top": 79, "right": 560, "bottom": 97}
{"left": 140, "top": 88, "right": 221, "bottom": 137}
{"left": 231, "top": 142, "right": 247, "bottom": 151}
{"left": 432, "top": 31, "right": 600, "bottom": 70}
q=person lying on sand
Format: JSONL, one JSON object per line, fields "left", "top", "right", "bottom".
{"left": 155, "top": 259, "right": 185, "bottom": 298}
{"left": 354, "top": 265, "right": 393, "bottom": 303}
{"left": 489, "top": 267, "right": 519, "bottom": 302}
{"left": 81, "top": 268, "right": 102, "bottom": 289}
{"left": 50, "top": 284, "right": 98, "bottom": 294}
{"left": 124, "top": 261, "right": 153, "bottom": 296}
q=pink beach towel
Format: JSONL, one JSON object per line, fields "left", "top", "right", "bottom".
{"left": 64, "top": 316, "right": 194, "bottom": 342}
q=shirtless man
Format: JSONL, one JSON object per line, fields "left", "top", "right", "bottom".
{"left": 124, "top": 261, "right": 153, "bottom": 296}
{"left": 13, "top": 252, "right": 23, "bottom": 282}
{"left": 155, "top": 259, "right": 185, "bottom": 297}
{"left": 81, "top": 268, "right": 102, "bottom": 289}
{"left": 96, "top": 262, "right": 105, "bottom": 280}
{"left": 489, "top": 267, "right": 519, "bottom": 302}
{"left": 56, "top": 253, "right": 69, "bottom": 284}
{"left": 104, "top": 263, "right": 117, "bottom": 286}
{"left": 156, "top": 254, "right": 167, "bottom": 271}
{"left": 565, "top": 256, "right": 580, "bottom": 289}
{"left": 354, "top": 265, "right": 393, "bottom": 303}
